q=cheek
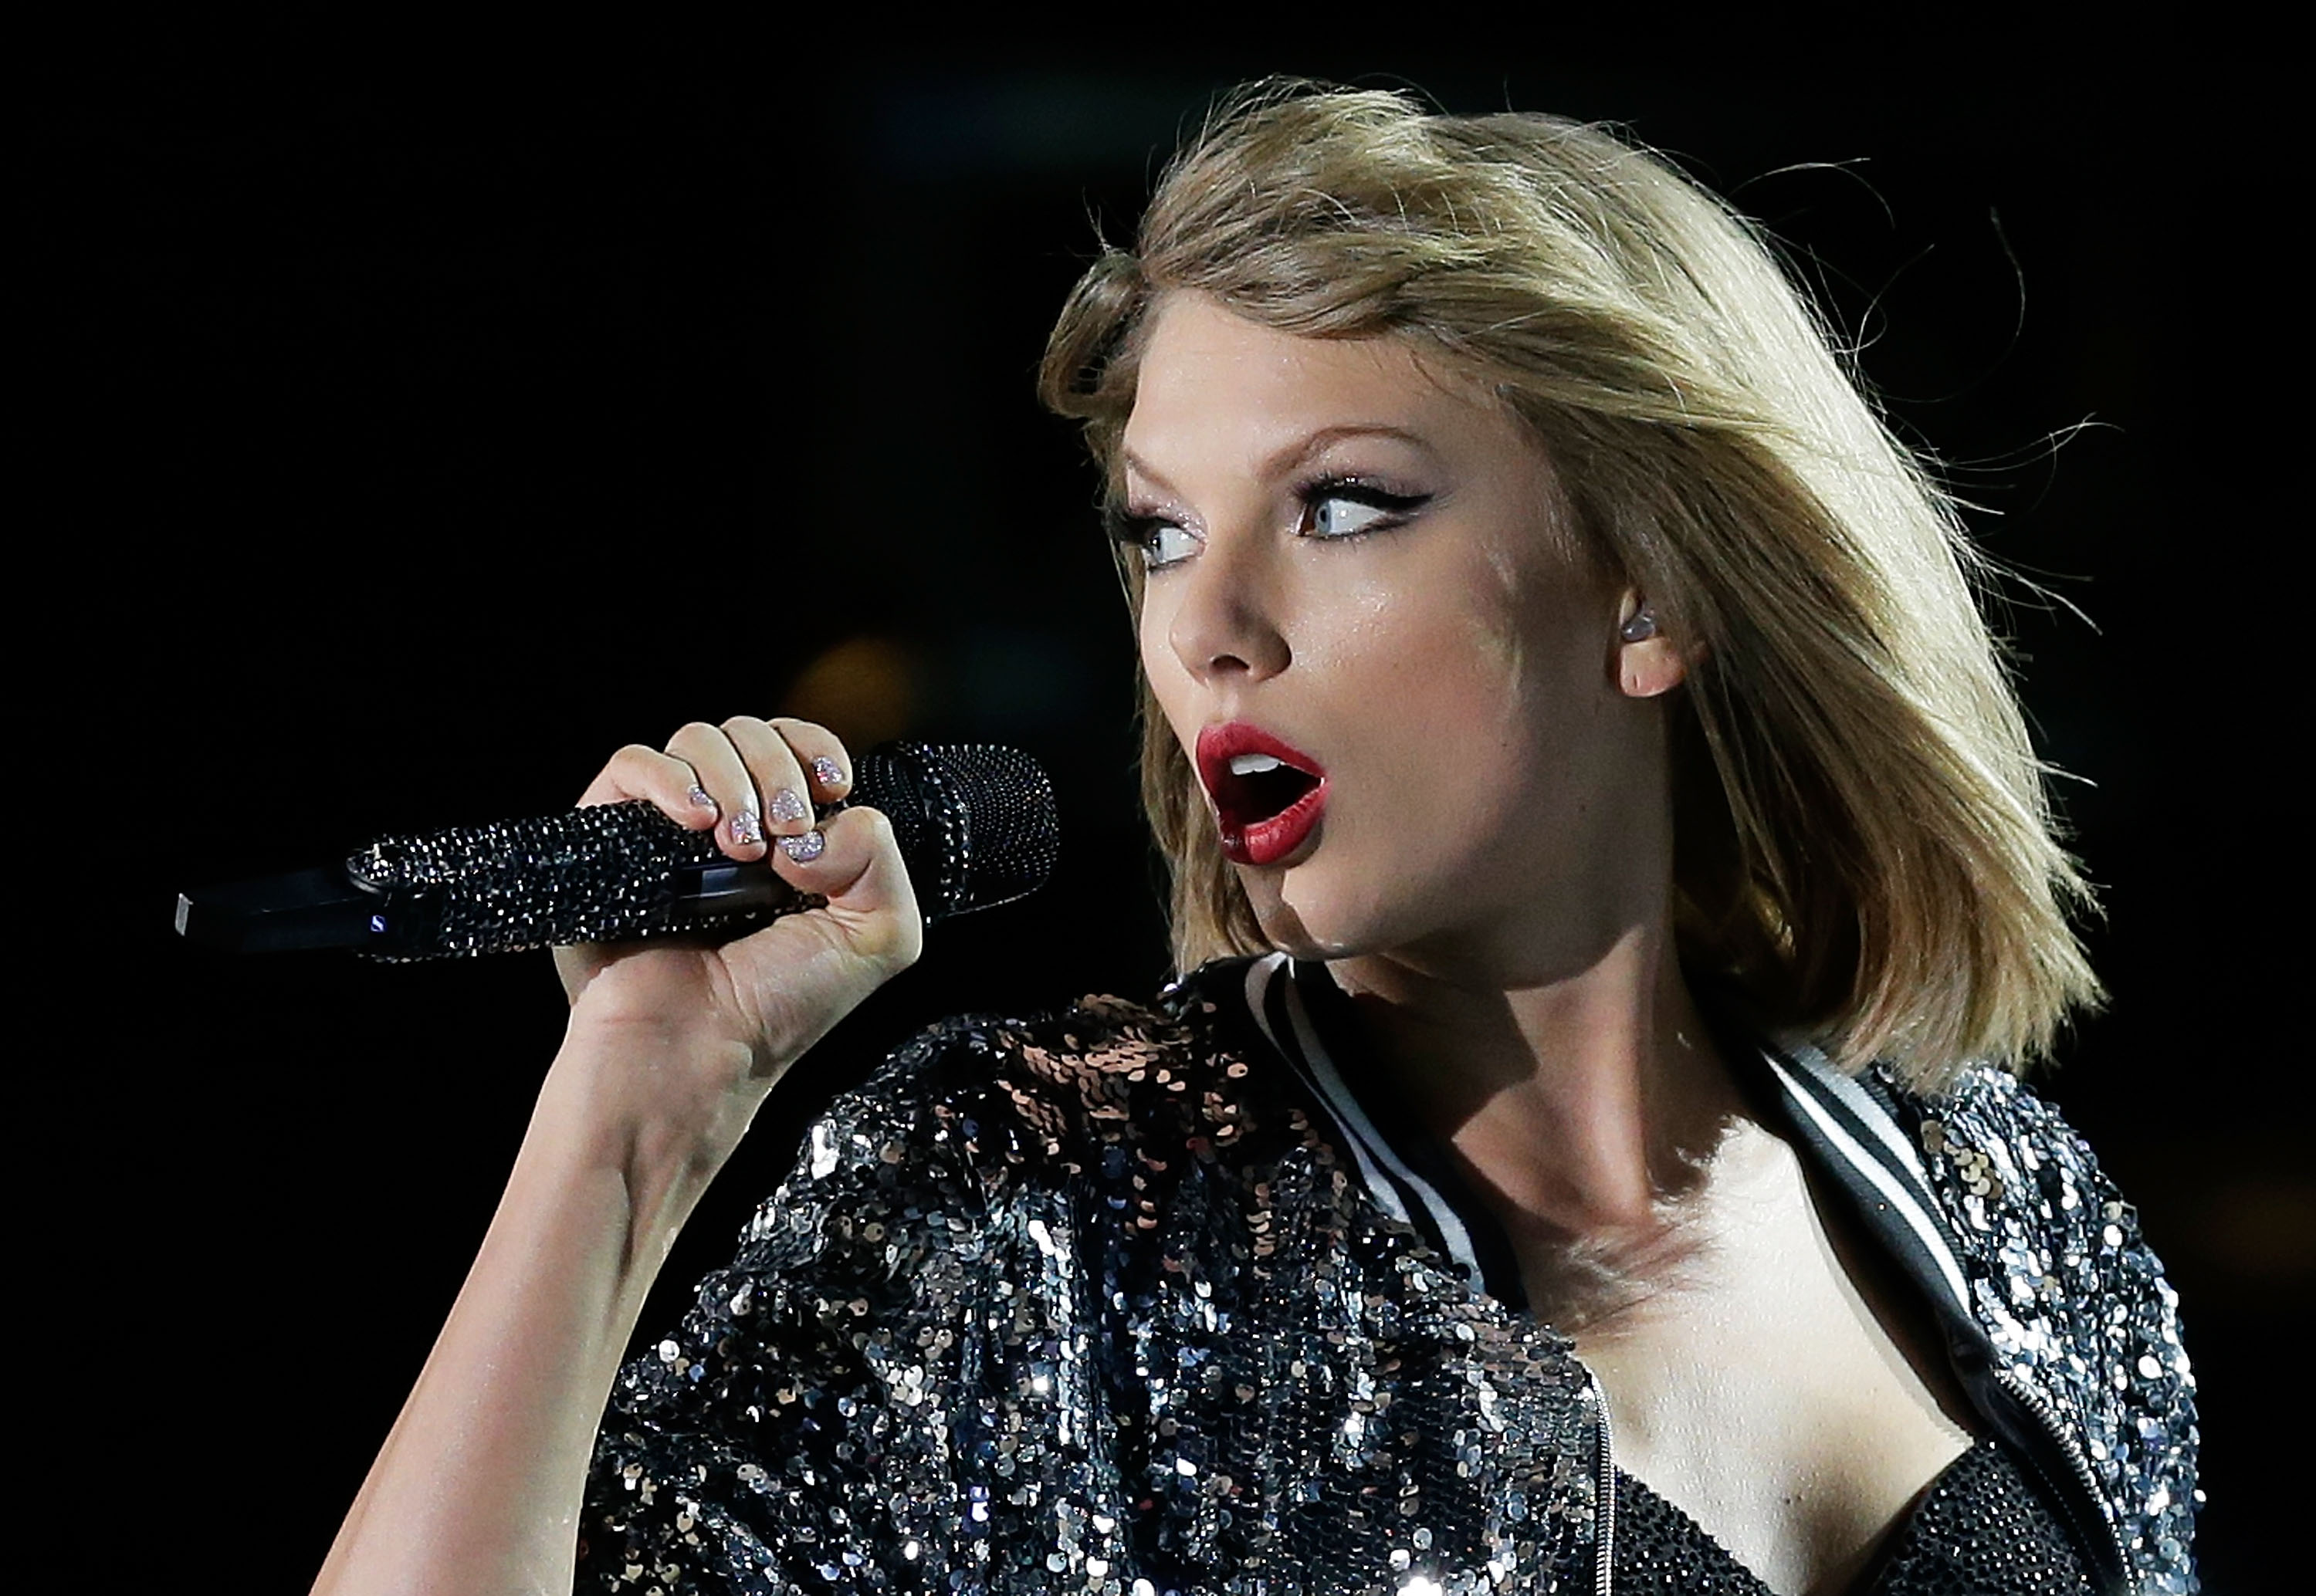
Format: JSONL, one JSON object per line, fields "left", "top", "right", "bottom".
{"left": 1136, "top": 600, "right": 1193, "bottom": 737}
{"left": 1315, "top": 572, "right": 1534, "bottom": 744}
{"left": 1323, "top": 578, "right": 1609, "bottom": 867}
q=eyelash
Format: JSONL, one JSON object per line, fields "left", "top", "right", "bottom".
{"left": 1109, "top": 477, "right": 1434, "bottom": 571}
{"left": 1298, "top": 477, "right": 1432, "bottom": 541}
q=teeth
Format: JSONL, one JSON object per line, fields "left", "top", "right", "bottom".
{"left": 1228, "top": 753, "right": 1285, "bottom": 776}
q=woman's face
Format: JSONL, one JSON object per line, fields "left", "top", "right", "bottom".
{"left": 1122, "top": 292, "right": 1678, "bottom": 979}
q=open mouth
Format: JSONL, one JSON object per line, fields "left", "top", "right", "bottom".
{"left": 1196, "top": 724, "right": 1328, "bottom": 867}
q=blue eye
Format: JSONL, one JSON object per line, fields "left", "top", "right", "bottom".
{"left": 1111, "top": 514, "right": 1200, "bottom": 571}
{"left": 1143, "top": 523, "right": 1200, "bottom": 568}
{"left": 1301, "top": 481, "right": 1431, "bottom": 540}
{"left": 1309, "top": 495, "right": 1394, "bottom": 539}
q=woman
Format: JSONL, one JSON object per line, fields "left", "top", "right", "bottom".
{"left": 314, "top": 86, "right": 2197, "bottom": 1594}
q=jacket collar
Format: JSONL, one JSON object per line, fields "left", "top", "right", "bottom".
{"left": 1208, "top": 952, "right": 2132, "bottom": 1591}
{"left": 1230, "top": 954, "right": 1978, "bottom": 1314}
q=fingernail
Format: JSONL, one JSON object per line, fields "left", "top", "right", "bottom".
{"left": 811, "top": 756, "right": 848, "bottom": 790}
{"left": 767, "top": 787, "right": 810, "bottom": 825}
{"left": 729, "top": 810, "right": 763, "bottom": 846}
{"left": 779, "top": 830, "right": 825, "bottom": 863}
{"left": 686, "top": 784, "right": 717, "bottom": 811}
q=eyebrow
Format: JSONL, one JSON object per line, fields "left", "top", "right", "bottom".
{"left": 1120, "top": 424, "right": 1440, "bottom": 499}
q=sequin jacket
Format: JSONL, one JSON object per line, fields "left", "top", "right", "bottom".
{"left": 579, "top": 956, "right": 2198, "bottom": 1594}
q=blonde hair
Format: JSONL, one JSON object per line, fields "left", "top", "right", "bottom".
{"left": 1038, "top": 82, "right": 2099, "bottom": 1090}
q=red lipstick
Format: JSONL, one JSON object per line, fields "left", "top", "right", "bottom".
{"left": 1195, "top": 723, "right": 1329, "bottom": 867}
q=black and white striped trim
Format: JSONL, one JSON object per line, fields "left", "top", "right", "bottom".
{"left": 1748, "top": 1039, "right": 1973, "bottom": 1323}
{"left": 1230, "top": 955, "right": 1972, "bottom": 1333}
{"left": 1241, "top": 954, "right": 1493, "bottom": 1293}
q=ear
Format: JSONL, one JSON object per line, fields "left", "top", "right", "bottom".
{"left": 1615, "top": 593, "right": 1687, "bottom": 699}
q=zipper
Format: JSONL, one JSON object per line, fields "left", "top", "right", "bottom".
{"left": 1992, "top": 1365, "right": 2130, "bottom": 1587}
{"left": 1587, "top": 1369, "right": 1615, "bottom": 1596}
{"left": 1578, "top": 1362, "right": 2116, "bottom": 1596}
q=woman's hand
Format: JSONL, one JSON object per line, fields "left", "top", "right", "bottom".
{"left": 547, "top": 715, "right": 923, "bottom": 1158}
{"left": 312, "top": 716, "right": 920, "bottom": 1596}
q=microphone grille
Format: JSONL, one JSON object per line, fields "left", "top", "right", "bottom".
{"left": 855, "top": 741, "right": 1059, "bottom": 922}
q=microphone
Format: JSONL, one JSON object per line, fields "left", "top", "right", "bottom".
{"left": 174, "top": 741, "right": 1058, "bottom": 960}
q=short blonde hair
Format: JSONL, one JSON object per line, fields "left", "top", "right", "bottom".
{"left": 1038, "top": 82, "right": 2099, "bottom": 1090}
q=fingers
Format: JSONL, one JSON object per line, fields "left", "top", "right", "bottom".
{"left": 662, "top": 721, "right": 765, "bottom": 857}
{"left": 765, "top": 717, "right": 855, "bottom": 806}
{"left": 750, "top": 803, "right": 924, "bottom": 968}
{"left": 652, "top": 716, "right": 859, "bottom": 864}
{"left": 557, "top": 720, "right": 914, "bottom": 1034}
{"left": 716, "top": 715, "right": 821, "bottom": 846}
{"left": 574, "top": 744, "right": 724, "bottom": 831}
{"left": 645, "top": 718, "right": 906, "bottom": 942}
{"left": 573, "top": 717, "right": 860, "bottom": 869}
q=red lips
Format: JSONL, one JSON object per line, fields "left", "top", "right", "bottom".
{"left": 1195, "top": 723, "right": 1329, "bottom": 866}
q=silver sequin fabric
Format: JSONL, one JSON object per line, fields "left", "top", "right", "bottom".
{"left": 577, "top": 974, "right": 2196, "bottom": 1594}
{"left": 1886, "top": 1069, "right": 2200, "bottom": 1592}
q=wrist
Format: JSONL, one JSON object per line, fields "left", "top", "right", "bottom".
{"left": 530, "top": 1016, "right": 775, "bottom": 1239}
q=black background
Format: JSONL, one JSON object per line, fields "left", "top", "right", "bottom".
{"left": 28, "top": 32, "right": 2295, "bottom": 1591}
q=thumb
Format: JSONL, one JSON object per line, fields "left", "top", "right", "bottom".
{"left": 749, "top": 803, "right": 924, "bottom": 968}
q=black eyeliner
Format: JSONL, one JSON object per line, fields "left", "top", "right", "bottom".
{"left": 1106, "top": 508, "right": 1162, "bottom": 547}
{"left": 1298, "top": 476, "right": 1434, "bottom": 540}
{"left": 1106, "top": 506, "right": 1197, "bottom": 570}
{"left": 1299, "top": 475, "right": 1433, "bottom": 512}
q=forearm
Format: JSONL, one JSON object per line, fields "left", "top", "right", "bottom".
{"left": 312, "top": 1032, "right": 750, "bottom": 1596}
{"left": 311, "top": 719, "right": 913, "bottom": 1594}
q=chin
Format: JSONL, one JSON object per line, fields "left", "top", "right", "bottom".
{"left": 1234, "top": 854, "right": 1445, "bottom": 965}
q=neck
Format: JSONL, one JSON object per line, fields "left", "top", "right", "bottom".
{"left": 1329, "top": 921, "right": 1752, "bottom": 1329}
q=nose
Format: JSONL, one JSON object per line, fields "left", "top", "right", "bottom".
{"left": 1161, "top": 530, "right": 1292, "bottom": 685}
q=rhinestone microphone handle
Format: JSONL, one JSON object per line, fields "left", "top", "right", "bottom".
{"left": 344, "top": 742, "right": 1057, "bottom": 960}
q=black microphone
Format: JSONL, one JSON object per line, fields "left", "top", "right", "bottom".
{"left": 174, "top": 741, "right": 1058, "bottom": 959}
